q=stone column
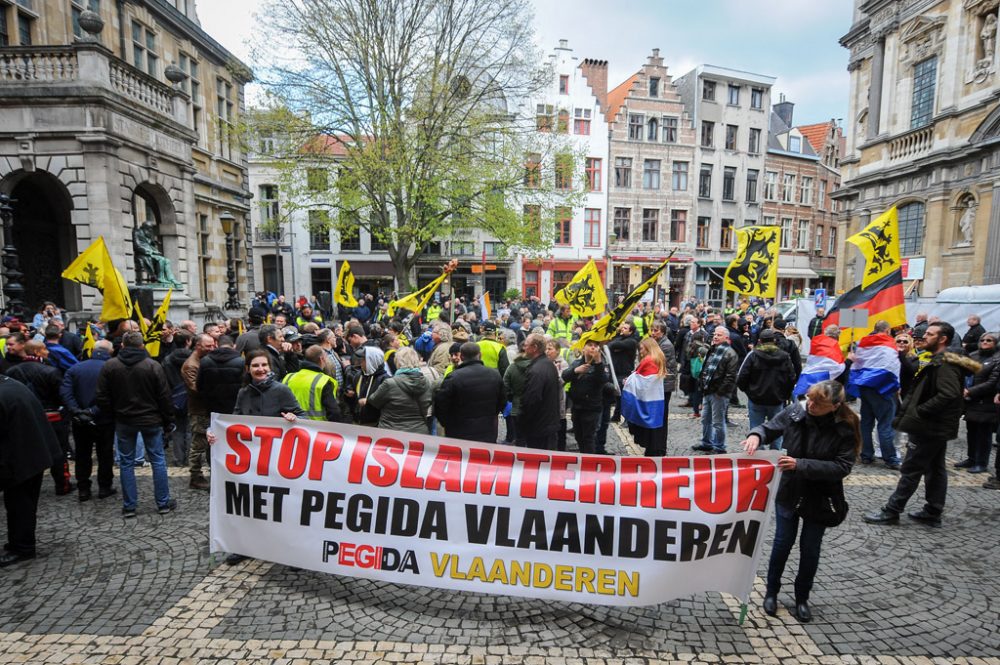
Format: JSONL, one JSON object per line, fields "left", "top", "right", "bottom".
{"left": 984, "top": 181, "right": 1000, "bottom": 283}
{"left": 868, "top": 38, "right": 885, "bottom": 140}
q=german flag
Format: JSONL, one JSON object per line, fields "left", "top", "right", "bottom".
{"left": 826, "top": 269, "right": 906, "bottom": 348}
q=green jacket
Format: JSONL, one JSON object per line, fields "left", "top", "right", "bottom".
{"left": 502, "top": 354, "right": 531, "bottom": 416}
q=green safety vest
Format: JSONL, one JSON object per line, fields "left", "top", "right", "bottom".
{"left": 0, "top": 337, "right": 5, "bottom": 357}
{"left": 282, "top": 369, "right": 337, "bottom": 421}
{"left": 427, "top": 304, "right": 442, "bottom": 321}
{"left": 477, "top": 338, "right": 505, "bottom": 369}
{"left": 296, "top": 314, "right": 323, "bottom": 328}
{"left": 547, "top": 317, "right": 575, "bottom": 342}
{"left": 444, "top": 364, "right": 455, "bottom": 378}
{"left": 632, "top": 315, "right": 645, "bottom": 337}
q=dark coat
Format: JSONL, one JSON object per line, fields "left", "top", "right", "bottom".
{"left": 6, "top": 359, "right": 63, "bottom": 411}
{"left": 434, "top": 360, "right": 506, "bottom": 443}
{"left": 965, "top": 349, "right": 1000, "bottom": 424}
{"left": 263, "top": 344, "right": 287, "bottom": 380}
{"left": 0, "top": 375, "right": 62, "bottom": 490}
{"left": 233, "top": 377, "right": 305, "bottom": 417}
{"left": 656, "top": 335, "right": 678, "bottom": 394}
{"left": 727, "top": 327, "right": 749, "bottom": 361}
{"left": 198, "top": 347, "right": 245, "bottom": 415}
{"left": 519, "top": 355, "right": 562, "bottom": 436}
{"left": 562, "top": 358, "right": 615, "bottom": 410}
{"left": 503, "top": 355, "right": 531, "bottom": 416}
{"left": 963, "top": 323, "right": 986, "bottom": 355}
{"left": 162, "top": 348, "right": 192, "bottom": 394}
{"left": 59, "top": 351, "right": 112, "bottom": 424}
{"left": 608, "top": 333, "right": 638, "bottom": 384}
{"left": 898, "top": 352, "right": 919, "bottom": 401}
{"left": 750, "top": 401, "right": 856, "bottom": 508}
{"left": 894, "top": 351, "right": 980, "bottom": 440}
{"left": 737, "top": 344, "right": 795, "bottom": 406}
{"left": 776, "top": 335, "right": 802, "bottom": 378}
{"left": 95, "top": 347, "right": 174, "bottom": 429}
{"left": 701, "top": 343, "right": 739, "bottom": 396}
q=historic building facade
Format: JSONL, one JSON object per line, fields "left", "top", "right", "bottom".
{"left": 0, "top": 0, "right": 251, "bottom": 321}
{"left": 836, "top": 0, "right": 1000, "bottom": 295}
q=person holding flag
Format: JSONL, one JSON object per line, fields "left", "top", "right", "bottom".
{"left": 849, "top": 321, "right": 902, "bottom": 470}
{"left": 794, "top": 326, "right": 847, "bottom": 398}
{"left": 60, "top": 237, "right": 133, "bottom": 322}
{"left": 621, "top": 338, "right": 668, "bottom": 456}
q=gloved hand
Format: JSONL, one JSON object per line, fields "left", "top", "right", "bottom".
{"left": 72, "top": 409, "right": 94, "bottom": 426}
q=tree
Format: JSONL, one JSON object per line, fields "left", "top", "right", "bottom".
{"left": 252, "top": 0, "right": 584, "bottom": 291}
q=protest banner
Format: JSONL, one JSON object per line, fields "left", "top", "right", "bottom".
{"left": 209, "top": 415, "right": 781, "bottom": 607}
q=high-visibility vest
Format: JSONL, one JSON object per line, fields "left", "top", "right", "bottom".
{"left": 444, "top": 364, "right": 455, "bottom": 378}
{"left": 427, "top": 304, "right": 442, "bottom": 321}
{"left": 632, "top": 315, "right": 645, "bottom": 338}
{"left": 547, "top": 316, "right": 574, "bottom": 342}
{"left": 282, "top": 369, "right": 337, "bottom": 421}
{"left": 477, "top": 338, "right": 505, "bottom": 369}
{"left": 296, "top": 314, "right": 323, "bottom": 328}
{"left": 0, "top": 337, "right": 5, "bottom": 357}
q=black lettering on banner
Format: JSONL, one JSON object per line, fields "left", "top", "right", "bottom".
{"left": 326, "top": 492, "right": 346, "bottom": 529}
{"left": 419, "top": 502, "right": 448, "bottom": 540}
{"left": 652, "top": 520, "right": 678, "bottom": 561}
{"left": 225, "top": 481, "right": 250, "bottom": 517}
{"left": 347, "top": 493, "right": 374, "bottom": 532}
{"left": 300, "top": 489, "right": 324, "bottom": 526}
{"left": 680, "top": 522, "right": 711, "bottom": 561}
{"left": 550, "top": 513, "right": 582, "bottom": 554}
{"left": 518, "top": 510, "right": 549, "bottom": 551}
{"left": 617, "top": 518, "right": 649, "bottom": 559}
{"left": 391, "top": 498, "right": 420, "bottom": 536}
{"left": 708, "top": 522, "right": 732, "bottom": 557}
{"left": 465, "top": 505, "right": 495, "bottom": 545}
{"left": 727, "top": 520, "right": 760, "bottom": 556}
{"left": 583, "top": 515, "right": 614, "bottom": 556}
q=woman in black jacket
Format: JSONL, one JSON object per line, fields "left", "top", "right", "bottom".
{"left": 960, "top": 333, "right": 1000, "bottom": 473}
{"left": 742, "top": 379, "right": 860, "bottom": 623}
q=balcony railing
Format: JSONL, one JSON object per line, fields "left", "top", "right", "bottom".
{"left": 255, "top": 228, "right": 285, "bottom": 243}
{"left": 0, "top": 47, "right": 78, "bottom": 82}
{"left": 109, "top": 60, "right": 174, "bottom": 117}
{"left": 888, "top": 125, "right": 933, "bottom": 162}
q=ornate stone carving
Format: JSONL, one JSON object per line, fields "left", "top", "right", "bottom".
{"left": 956, "top": 194, "right": 977, "bottom": 245}
{"left": 134, "top": 221, "right": 182, "bottom": 288}
{"left": 899, "top": 15, "right": 947, "bottom": 64}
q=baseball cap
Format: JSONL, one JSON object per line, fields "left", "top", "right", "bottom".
{"left": 281, "top": 326, "right": 302, "bottom": 342}
{"left": 759, "top": 328, "right": 778, "bottom": 343}
{"left": 482, "top": 320, "right": 497, "bottom": 332}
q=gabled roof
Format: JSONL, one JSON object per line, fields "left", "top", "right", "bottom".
{"left": 605, "top": 74, "right": 639, "bottom": 123}
{"left": 300, "top": 134, "right": 357, "bottom": 157}
{"left": 797, "top": 122, "right": 833, "bottom": 154}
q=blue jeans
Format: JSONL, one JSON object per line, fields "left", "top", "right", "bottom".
{"left": 766, "top": 503, "right": 827, "bottom": 602}
{"left": 116, "top": 424, "right": 171, "bottom": 511}
{"left": 748, "top": 401, "right": 784, "bottom": 450}
{"left": 859, "top": 386, "right": 899, "bottom": 464}
{"left": 116, "top": 433, "right": 146, "bottom": 466}
{"left": 701, "top": 393, "right": 729, "bottom": 451}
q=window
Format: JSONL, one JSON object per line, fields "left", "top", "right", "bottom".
{"left": 828, "top": 226, "right": 837, "bottom": 255}
{"left": 178, "top": 52, "right": 201, "bottom": 137}
{"left": 259, "top": 184, "right": 279, "bottom": 225}
{"left": 614, "top": 157, "right": 632, "bottom": 188}
{"left": 613, "top": 207, "right": 631, "bottom": 241}
{"left": 308, "top": 211, "right": 330, "bottom": 251}
{"left": 17, "top": 10, "right": 30, "bottom": 45}
{"left": 339, "top": 228, "right": 360, "bottom": 251}
{"left": 721, "top": 219, "right": 734, "bottom": 250}
{"left": 898, "top": 201, "right": 925, "bottom": 254}
{"left": 799, "top": 176, "right": 813, "bottom": 205}
{"left": 649, "top": 77, "right": 660, "bottom": 97}
{"left": 584, "top": 209, "right": 601, "bottom": 247}
{"left": 559, "top": 75, "right": 569, "bottom": 94}
{"left": 670, "top": 210, "right": 687, "bottom": 243}
{"left": 524, "top": 153, "right": 541, "bottom": 188}
{"left": 131, "top": 20, "right": 157, "bottom": 77}
{"left": 663, "top": 116, "right": 678, "bottom": 143}
{"left": 698, "top": 165, "right": 712, "bottom": 198}
{"left": 452, "top": 241, "right": 475, "bottom": 256}
{"left": 701, "top": 121, "right": 715, "bottom": 148}
{"left": 815, "top": 225, "right": 824, "bottom": 252}
{"left": 703, "top": 80, "right": 716, "bottom": 101}
{"left": 585, "top": 158, "right": 602, "bottom": 192}
{"left": 911, "top": 57, "right": 937, "bottom": 129}
{"left": 696, "top": 217, "right": 710, "bottom": 248}
{"left": 763, "top": 215, "right": 776, "bottom": 227}
{"left": 628, "top": 113, "right": 645, "bottom": 140}
{"left": 555, "top": 153, "right": 572, "bottom": 190}
{"left": 198, "top": 214, "right": 210, "bottom": 301}
{"left": 72, "top": 0, "right": 100, "bottom": 39}
{"left": 788, "top": 136, "right": 801, "bottom": 153}
{"left": 725, "top": 124, "right": 737, "bottom": 150}
{"left": 643, "top": 159, "right": 661, "bottom": 189}
{"left": 555, "top": 207, "right": 572, "bottom": 245}
{"left": 722, "top": 167, "right": 736, "bottom": 201}
{"left": 780, "top": 218, "right": 793, "bottom": 249}
{"left": 764, "top": 171, "right": 777, "bottom": 200}
{"left": 0, "top": 8, "right": 8, "bottom": 46}
{"left": 536, "top": 104, "right": 554, "bottom": 131}
{"left": 746, "top": 169, "right": 759, "bottom": 202}
{"left": 818, "top": 180, "right": 827, "bottom": 209}
{"left": 574, "top": 108, "right": 591, "bottom": 135}
{"left": 781, "top": 173, "right": 795, "bottom": 202}
{"left": 642, "top": 209, "right": 659, "bottom": 242}
{"left": 523, "top": 205, "right": 541, "bottom": 232}
{"left": 672, "top": 161, "right": 688, "bottom": 191}
{"left": 216, "top": 78, "right": 234, "bottom": 160}
{"left": 306, "top": 168, "right": 329, "bottom": 192}
{"left": 796, "top": 220, "right": 809, "bottom": 250}
{"left": 612, "top": 266, "right": 629, "bottom": 289}
{"left": 523, "top": 270, "right": 539, "bottom": 298}
{"left": 553, "top": 270, "right": 578, "bottom": 295}
{"left": 483, "top": 241, "right": 503, "bottom": 256}
{"left": 557, "top": 109, "right": 570, "bottom": 133}
{"left": 748, "top": 128, "right": 761, "bottom": 154}
{"left": 728, "top": 84, "right": 740, "bottom": 106}
{"left": 647, "top": 117, "right": 659, "bottom": 141}
{"left": 751, "top": 87, "right": 764, "bottom": 109}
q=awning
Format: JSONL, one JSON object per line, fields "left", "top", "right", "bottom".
{"left": 695, "top": 260, "right": 731, "bottom": 268}
{"left": 347, "top": 260, "right": 394, "bottom": 276}
{"left": 777, "top": 267, "right": 819, "bottom": 279}
{"left": 814, "top": 269, "right": 836, "bottom": 277}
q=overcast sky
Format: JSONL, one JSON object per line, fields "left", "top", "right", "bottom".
{"left": 198, "top": 0, "right": 854, "bottom": 133}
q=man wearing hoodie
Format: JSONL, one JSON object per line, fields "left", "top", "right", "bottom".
{"left": 736, "top": 329, "right": 794, "bottom": 448}
{"left": 197, "top": 335, "right": 245, "bottom": 420}
{"left": 96, "top": 332, "right": 175, "bottom": 517}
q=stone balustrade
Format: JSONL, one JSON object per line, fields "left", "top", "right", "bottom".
{"left": 0, "top": 47, "right": 78, "bottom": 82}
{"left": 108, "top": 60, "right": 175, "bottom": 117}
{"left": 888, "top": 125, "right": 933, "bottom": 161}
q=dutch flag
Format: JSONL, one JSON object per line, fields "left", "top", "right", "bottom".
{"left": 793, "top": 335, "right": 846, "bottom": 398}
{"left": 621, "top": 372, "right": 665, "bottom": 428}
{"left": 847, "top": 333, "right": 901, "bottom": 397}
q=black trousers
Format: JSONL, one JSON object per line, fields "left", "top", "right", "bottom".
{"left": 886, "top": 435, "right": 948, "bottom": 517}
{"left": 49, "top": 418, "right": 71, "bottom": 493}
{"left": 517, "top": 432, "right": 556, "bottom": 450}
{"left": 571, "top": 408, "right": 600, "bottom": 454}
{"left": 72, "top": 421, "right": 116, "bottom": 491}
{"left": 3, "top": 472, "right": 44, "bottom": 555}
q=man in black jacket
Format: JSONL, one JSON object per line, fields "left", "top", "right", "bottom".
{"left": 0, "top": 374, "right": 63, "bottom": 567}
{"left": 737, "top": 329, "right": 794, "bottom": 448}
{"left": 434, "top": 343, "right": 506, "bottom": 443}
{"left": 963, "top": 314, "right": 986, "bottom": 354}
{"left": 161, "top": 330, "right": 193, "bottom": 468}
{"left": 608, "top": 321, "right": 638, "bottom": 422}
{"left": 197, "top": 335, "right": 245, "bottom": 417}
{"left": 516, "top": 334, "right": 561, "bottom": 450}
{"left": 562, "top": 340, "right": 614, "bottom": 454}
{"left": 60, "top": 339, "right": 116, "bottom": 501}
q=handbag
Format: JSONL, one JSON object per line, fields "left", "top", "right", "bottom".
{"left": 792, "top": 429, "right": 849, "bottom": 527}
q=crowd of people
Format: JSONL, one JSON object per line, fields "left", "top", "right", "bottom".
{"left": 1, "top": 292, "right": 998, "bottom": 622}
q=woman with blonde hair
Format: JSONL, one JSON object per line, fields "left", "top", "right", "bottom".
{"left": 626, "top": 337, "right": 668, "bottom": 456}
{"left": 365, "top": 346, "right": 433, "bottom": 434}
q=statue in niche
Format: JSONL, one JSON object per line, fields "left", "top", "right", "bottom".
{"left": 982, "top": 13, "right": 997, "bottom": 61}
{"left": 134, "top": 221, "right": 183, "bottom": 288}
{"left": 958, "top": 200, "right": 976, "bottom": 245}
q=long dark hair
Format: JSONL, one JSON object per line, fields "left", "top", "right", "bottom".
{"left": 806, "top": 380, "right": 861, "bottom": 456}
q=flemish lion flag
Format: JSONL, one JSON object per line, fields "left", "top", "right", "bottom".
{"left": 847, "top": 206, "right": 901, "bottom": 290}
{"left": 554, "top": 258, "right": 608, "bottom": 318}
{"left": 335, "top": 261, "right": 359, "bottom": 308}
{"left": 387, "top": 271, "right": 448, "bottom": 318}
{"left": 144, "top": 289, "right": 173, "bottom": 357}
{"left": 573, "top": 258, "right": 668, "bottom": 350}
{"left": 61, "top": 237, "right": 133, "bottom": 321}
{"left": 724, "top": 226, "right": 779, "bottom": 299}
{"left": 81, "top": 323, "right": 96, "bottom": 359}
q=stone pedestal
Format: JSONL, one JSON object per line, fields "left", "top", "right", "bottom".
{"left": 129, "top": 286, "right": 193, "bottom": 324}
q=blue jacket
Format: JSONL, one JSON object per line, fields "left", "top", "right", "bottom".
{"left": 59, "top": 350, "right": 112, "bottom": 424}
{"left": 46, "top": 341, "right": 79, "bottom": 373}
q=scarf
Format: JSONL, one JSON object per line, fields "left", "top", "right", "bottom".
{"left": 699, "top": 343, "right": 730, "bottom": 390}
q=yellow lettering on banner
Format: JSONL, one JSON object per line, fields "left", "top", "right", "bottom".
{"left": 467, "top": 557, "right": 487, "bottom": 582}
{"left": 554, "top": 565, "right": 573, "bottom": 591}
{"left": 488, "top": 558, "right": 509, "bottom": 584}
{"left": 510, "top": 560, "right": 530, "bottom": 587}
{"left": 575, "top": 566, "right": 596, "bottom": 593}
{"left": 532, "top": 563, "right": 553, "bottom": 588}
{"left": 618, "top": 571, "right": 640, "bottom": 597}
{"left": 431, "top": 552, "right": 449, "bottom": 577}
{"left": 597, "top": 568, "right": 616, "bottom": 595}
{"left": 449, "top": 555, "right": 467, "bottom": 580}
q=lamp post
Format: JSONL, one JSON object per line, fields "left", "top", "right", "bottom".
{"left": 0, "top": 193, "right": 26, "bottom": 320}
{"left": 219, "top": 210, "right": 241, "bottom": 311}
{"left": 606, "top": 231, "right": 617, "bottom": 296}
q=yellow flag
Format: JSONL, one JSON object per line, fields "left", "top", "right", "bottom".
{"left": 573, "top": 314, "right": 617, "bottom": 351}
{"left": 335, "top": 261, "right": 359, "bottom": 308}
{"left": 144, "top": 289, "right": 172, "bottom": 357}
{"left": 554, "top": 258, "right": 608, "bottom": 318}
{"left": 572, "top": 258, "right": 668, "bottom": 351}
{"left": 847, "top": 206, "right": 901, "bottom": 290}
{"left": 387, "top": 271, "right": 447, "bottom": 318}
{"left": 134, "top": 300, "right": 148, "bottom": 337}
{"left": 724, "top": 226, "right": 780, "bottom": 299}
{"left": 61, "top": 237, "right": 134, "bottom": 321}
{"left": 643, "top": 311, "right": 654, "bottom": 338}
{"left": 82, "top": 323, "right": 96, "bottom": 359}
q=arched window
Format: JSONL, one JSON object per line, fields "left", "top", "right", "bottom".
{"left": 897, "top": 201, "right": 925, "bottom": 255}
{"left": 647, "top": 117, "right": 658, "bottom": 141}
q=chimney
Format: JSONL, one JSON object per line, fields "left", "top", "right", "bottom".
{"left": 557, "top": 39, "right": 570, "bottom": 50}
{"left": 580, "top": 58, "right": 609, "bottom": 112}
{"left": 774, "top": 93, "right": 794, "bottom": 128}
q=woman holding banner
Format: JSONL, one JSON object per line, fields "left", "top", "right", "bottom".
{"left": 742, "top": 379, "right": 860, "bottom": 623}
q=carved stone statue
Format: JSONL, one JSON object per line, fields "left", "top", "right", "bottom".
{"left": 982, "top": 13, "right": 997, "bottom": 60}
{"left": 958, "top": 203, "right": 976, "bottom": 245}
{"left": 134, "top": 221, "right": 182, "bottom": 288}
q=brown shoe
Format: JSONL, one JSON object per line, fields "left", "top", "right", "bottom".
{"left": 189, "top": 476, "right": 210, "bottom": 491}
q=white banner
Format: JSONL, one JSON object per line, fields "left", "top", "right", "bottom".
{"left": 209, "top": 415, "right": 781, "bottom": 607}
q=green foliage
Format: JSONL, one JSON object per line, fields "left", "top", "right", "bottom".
{"left": 503, "top": 287, "right": 521, "bottom": 301}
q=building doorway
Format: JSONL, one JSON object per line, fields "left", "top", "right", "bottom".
{"left": 262, "top": 254, "right": 284, "bottom": 295}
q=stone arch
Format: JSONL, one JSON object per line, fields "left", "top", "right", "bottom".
{"left": 130, "top": 180, "right": 182, "bottom": 287}
{"left": 970, "top": 102, "right": 1000, "bottom": 144}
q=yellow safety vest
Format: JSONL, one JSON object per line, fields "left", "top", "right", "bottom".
{"left": 633, "top": 315, "right": 645, "bottom": 337}
{"left": 0, "top": 337, "right": 6, "bottom": 357}
{"left": 427, "top": 305, "right": 442, "bottom": 321}
{"left": 296, "top": 314, "right": 323, "bottom": 328}
{"left": 444, "top": 364, "right": 455, "bottom": 378}
{"left": 282, "top": 369, "right": 337, "bottom": 421}
{"left": 477, "top": 338, "right": 505, "bottom": 369}
{"left": 547, "top": 317, "right": 575, "bottom": 342}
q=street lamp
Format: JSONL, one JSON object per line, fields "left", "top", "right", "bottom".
{"left": 0, "top": 193, "right": 26, "bottom": 320}
{"left": 219, "top": 210, "right": 241, "bottom": 311}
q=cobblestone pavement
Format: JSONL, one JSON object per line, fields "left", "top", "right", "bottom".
{"left": 2, "top": 402, "right": 999, "bottom": 664}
